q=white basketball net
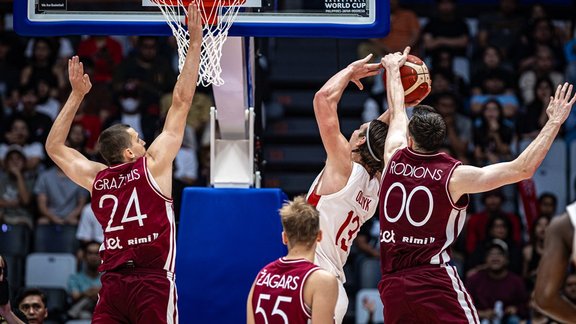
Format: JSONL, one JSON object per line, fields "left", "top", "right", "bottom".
{"left": 152, "top": 0, "right": 245, "bottom": 86}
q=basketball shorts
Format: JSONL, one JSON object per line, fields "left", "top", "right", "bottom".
{"left": 92, "top": 267, "right": 178, "bottom": 324}
{"left": 378, "top": 264, "right": 479, "bottom": 324}
{"left": 334, "top": 280, "right": 348, "bottom": 324}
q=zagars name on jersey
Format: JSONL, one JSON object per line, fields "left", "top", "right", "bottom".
{"left": 94, "top": 169, "right": 141, "bottom": 191}
{"left": 256, "top": 269, "right": 300, "bottom": 290}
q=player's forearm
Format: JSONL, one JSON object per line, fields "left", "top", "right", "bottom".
{"left": 46, "top": 92, "right": 84, "bottom": 154}
{"left": 172, "top": 37, "right": 201, "bottom": 109}
{"left": 314, "top": 66, "right": 354, "bottom": 114}
{"left": 385, "top": 65, "right": 406, "bottom": 124}
{"left": 536, "top": 295, "right": 576, "bottom": 322}
{"left": 513, "top": 120, "right": 561, "bottom": 178}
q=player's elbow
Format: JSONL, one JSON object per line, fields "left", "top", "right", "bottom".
{"left": 172, "top": 87, "right": 194, "bottom": 108}
{"left": 534, "top": 291, "right": 554, "bottom": 312}
{"left": 313, "top": 90, "right": 330, "bottom": 110}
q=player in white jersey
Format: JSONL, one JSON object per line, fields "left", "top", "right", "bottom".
{"left": 306, "top": 54, "right": 391, "bottom": 323}
{"left": 534, "top": 201, "right": 576, "bottom": 322}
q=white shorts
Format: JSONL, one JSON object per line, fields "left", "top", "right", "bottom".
{"left": 334, "top": 280, "right": 348, "bottom": 324}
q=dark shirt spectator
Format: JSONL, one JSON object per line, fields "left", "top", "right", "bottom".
{"left": 421, "top": 0, "right": 470, "bottom": 59}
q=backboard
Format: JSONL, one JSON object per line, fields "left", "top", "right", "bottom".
{"left": 14, "top": 0, "right": 389, "bottom": 38}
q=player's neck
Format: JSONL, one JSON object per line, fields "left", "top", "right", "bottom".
{"left": 285, "top": 245, "right": 315, "bottom": 263}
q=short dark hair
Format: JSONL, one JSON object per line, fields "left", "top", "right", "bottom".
{"left": 358, "top": 119, "right": 388, "bottom": 178}
{"left": 97, "top": 124, "right": 131, "bottom": 166}
{"left": 408, "top": 105, "right": 446, "bottom": 152}
{"left": 16, "top": 288, "right": 47, "bottom": 308}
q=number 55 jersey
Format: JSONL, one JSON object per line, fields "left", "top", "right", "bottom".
{"left": 91, "top": 156, "right": 176, "bottom": 273}
{"left": 306, "top": 162, "right": 380, "bottom": 283}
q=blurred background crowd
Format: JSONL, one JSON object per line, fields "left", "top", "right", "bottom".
{"left": 0, "top": 0, "right": 576, "bottom": 323}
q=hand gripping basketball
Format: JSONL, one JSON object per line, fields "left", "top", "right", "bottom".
{"left": 382, "top": 49, "right": 431, "bottom": 106}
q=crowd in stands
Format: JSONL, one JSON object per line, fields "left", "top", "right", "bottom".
{"left": 0, "top": 0, "right": 575, "bottom": 323}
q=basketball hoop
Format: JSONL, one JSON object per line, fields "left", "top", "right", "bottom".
{"left": 151, "top": 0, "right": 246, "bottom": 86}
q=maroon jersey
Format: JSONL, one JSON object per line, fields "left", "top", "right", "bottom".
{"left": 91, "top": 157, "right": 176, "bottom": 273}
{"left": 379, "top": 148, "right": 468, "bottom": 273}
{"left": 252, "top": 258, "right": 320, "bottom": 324}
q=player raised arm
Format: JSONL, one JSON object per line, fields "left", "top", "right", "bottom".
{"left": 313, "top": 54, "right": 381, "bottom": 192}
{"left": 381, "top": 47, "right": 410, "bottom": 165}
{"left": 146, "top": 3, "right": 203, "bottom": 176}
{"left": 450, "top": 82, "right": 576, "bottom": 199}
{"left": 45, "top": 56, "right": 106, "bottom": 192}
{"left": 533, "top": 213, "right": 576, "bottom": 322}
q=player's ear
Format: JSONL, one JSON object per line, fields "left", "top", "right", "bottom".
{"left": 281, "top": 232, "right": 288, "bottom": 245}
{"left": 316, "top": 230, "right": 323, "bottom": 242}
{"left": 124, "top": 148, "right": 135, "bottom": 161}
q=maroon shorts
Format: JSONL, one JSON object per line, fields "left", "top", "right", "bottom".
{"left": 378, "top": 264, "right": 479, "bottom": 324}
{"left": 92, "top": 267, "right": 178, "bottom": 324}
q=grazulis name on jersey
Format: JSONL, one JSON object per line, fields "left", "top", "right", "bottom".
{"left": 255, "top": 269, "right": 300, "bottom": 290}
{"left": 94, "top": 169, "right": 141, "bottom": 191}
{"left": 388, "top": 161, "right": 443, "bottom": 181}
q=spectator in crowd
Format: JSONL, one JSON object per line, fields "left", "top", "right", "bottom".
{"left": 537, "top": 192, "right": 558, "bottom": 219}
{"left": 432, "top": 92, "right": 471, "bottom": 163}
{"left": 517, "top": 77, "right": 555, "bottom": 140}
{"left": 467, "top": 214, "right": 523, "bottom": 276}
{"left": 518, "top": 46, "right": 565, "bottom": 104}
{"left": 112, "top": 36, "right": 176, "bottom": 107}
{"left": 65, "top": 123, "right": 90, "bottom": 159}
{"left": 566, "top": 36, "right": 576, "bottom": 85}
{"left": 13, "top": 85, "right": 53, "bottom": 144}
{"left": 34, "top": 164, "right": 88, "bottom": 225}
{"left": 76, "top": 203, "right": 103, "bottom": 245}
{"left": 472, "top": 99, "right": 515, "bottom": 166}
{"left": 466, "top": 239, "right": 529, "bottom": 323}
{"left": 0, "top": 34, "right": 23, "bottom": 102}
{"left": 357, "top": 0, "right": 420, "bottom": 57}
{"left": 0, "top": 117, "right": 45, "bottom": 172}
{"left": 430, "top": 48, "right": 470, "bottom": 91}
{"left": 0, "top": 255, "right": 28, "bottom": 324}
{"left": 355, "top": 217, "right": 381, "bottom": 289}
{"left": 67, "top": 241, "right": 101, "bottom": 320}
{"left": 470, "top": 45, "right": 515, "bottom": 99}
{"left": 20, "top": 38, "right": 65, "bottom": 98}
{"left": 475, "top": 0, "right": 526, "bottom": 62}
{"left": 16, "top": 289, "right": 48, "bottom": 324}
{"left": 466, "top": 189, "right": 522, "bottom": 254}
{"left": 0, "top": 145, "right": 34, "bottom": 229}
{"left": 522, "top": 215, "right": 549, "bottom": 291}
{"left": 513, "top": 18, "right": 565, "bottom": 74}
{"left": 103, "top": 81, "right": 159, "bottom": 145}
{"left": 77, "top": 36, "right": 123, "bottom": 84}
{"left": 421, "top": 0, "right": 470, "bottom": 79}
{"left": 32, "top": 79, "right": 60, "bottom": 121}
{"left": 563, "top": 273, "right": 576, "bottom": 304}
{"left": 470, "top": 73, "right": 520, "bottom": 120}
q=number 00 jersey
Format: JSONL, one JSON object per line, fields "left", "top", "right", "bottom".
{"left": 379, "top": 148, "right": 469, "bottom": 274}
{"left": 91, "top": 156, "right": 176, "bottom": 273}
{"left": 306, "top": 162, "right": 380, "bottom": 282}
{"left": 252, "top": 258, "right": 320, "bottom": 324}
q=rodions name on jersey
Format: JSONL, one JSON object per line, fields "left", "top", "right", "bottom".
{"left": 388, "top": 161, "right": 443, "bottom": 181}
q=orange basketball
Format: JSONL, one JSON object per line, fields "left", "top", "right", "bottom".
{"left": 383, "top": 54, "right": 431, "bottom": 104}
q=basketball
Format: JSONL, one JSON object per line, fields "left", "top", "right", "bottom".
{"left": 383, "top": 54, "right": 431, "bottom": 104}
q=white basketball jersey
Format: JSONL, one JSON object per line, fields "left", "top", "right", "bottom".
{"left": 567, "top": 202, "right": 576, "bottom": 265}
{"left": 306, "top": 162, "right": 380, "bottom": 282}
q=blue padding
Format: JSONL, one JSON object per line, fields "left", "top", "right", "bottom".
{"left": 176, "top": 188, "right": 287, "bottom": 324}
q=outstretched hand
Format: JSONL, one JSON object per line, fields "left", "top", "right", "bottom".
{"left": 546, "top": 82, "right": 576, "bottom": 124}
{"left": 187, "top": 2, "right": 203, "bottom": 43}
{"left": 349, "top": 54, "right": 383, "bottom": 90}
{"left": 381, "top": 46, "right": 410, "bottom": 70}
{"left": 68, "top": 56, "right": 92, "bottom": 96}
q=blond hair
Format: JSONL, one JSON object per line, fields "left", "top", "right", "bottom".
{"left": 279, "top": 196, "right": 320, "bottom": 248}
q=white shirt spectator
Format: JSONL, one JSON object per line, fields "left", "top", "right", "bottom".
{"left": 76, "top": 203, "right": 104, "bottom": 243}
